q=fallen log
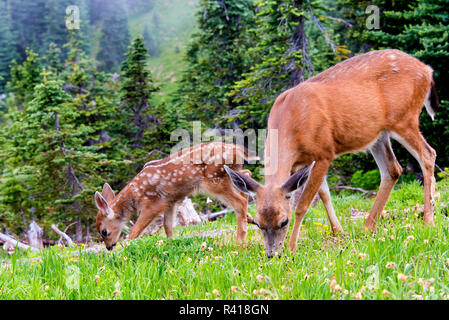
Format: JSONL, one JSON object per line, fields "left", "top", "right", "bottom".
{"left": 0, "top": 233, "right": 40, "bottom": 253}
{"left": 206, "top": 209, "right": 230, "bottom": 221}
{"left": 331, "top": 185, "right": 377, "bottom": 196}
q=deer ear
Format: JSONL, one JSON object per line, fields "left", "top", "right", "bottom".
{"left": 281, "top": 161, "right": 316, "bottom": 193}
{"left": 101, "top": 183, "right": 115, "bottom": 202}
{"left": 224, "top": 165, "right": 261, "bottom": 196}
{"left": 95, "top": 191, "right": 110, "bottom": 216}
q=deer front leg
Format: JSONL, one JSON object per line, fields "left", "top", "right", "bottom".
{"left": 129, "top": 201, "right": 169, "bottom": 240}
{"left": 318, "top": 178, "right": 343, "bottom": 234}
{"left": 163, "top": 204, "right": 177, "bottom": 238}
{"left": 288, "top": 159, "right": 331, "bottom": 253}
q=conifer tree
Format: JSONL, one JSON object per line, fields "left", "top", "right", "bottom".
{"left": 7, "top": 49, "right": 42, "bottom": 106}
{"left": 97, "top": 0, "right": 130, "bottom": 71}
{"left": 0, "top": 0, "right": 16, "bottom": 90}
{"left": 1, "top": 70, "right": 106, "bottom": 237}
{"left": 232, "top": 0, "right": 335, "bottom": 129}
{"left": 143, "top": 24, "right": 160, "bottom": 58}
{"left": 120, "top": 35, "right": 158, "bottom": 154}
{"left": 175, "top": 0, "right": 256, "bottom": 125}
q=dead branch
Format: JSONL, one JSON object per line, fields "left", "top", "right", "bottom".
{"left": 0, "top": 233, "right": 40, "bottom": 253}
{"left": 206, "top": 209, "right": 230, "bottom": 221}
{"left": 309, "top": 6, "right": 337, "bottom": 55}
{"left": 436, "top": 163, "right": 448, "bottom": 175}
{"left": 331, "top": 185, "right": 377, "bottom": 196}
{"left": 62, "top": 84, "right": 89, "bottom": 95}
{"left": 51, "top": 224, "right": 75, "bottom": 247}
{"left": 327, "top": 16, "right": 353, "bottom": 27}
{"left": 146, "top": 149, "right": 167, "bottom": 159}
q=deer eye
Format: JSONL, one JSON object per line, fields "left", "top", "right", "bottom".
{"left": 280, "top": 219, "right": 289, "bottom": 228}
{"left": 101, "top": 229, "right": 108, "bottom": 237}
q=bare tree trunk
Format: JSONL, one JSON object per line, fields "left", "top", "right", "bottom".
{"left": 26, "top": 221, "right": 43, "bottom": 249}
{"left": 176, "top": 197, "right": 202, "bottom": 226}
{"left": 55, "top": 111, "right": 84, "bottom": 243}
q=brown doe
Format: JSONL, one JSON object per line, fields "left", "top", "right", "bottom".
{"left": 94, "top": 142, "right": 258, "bottom": 250}
{"left": 225, "top": 49, "right": 439, "bottom": 257}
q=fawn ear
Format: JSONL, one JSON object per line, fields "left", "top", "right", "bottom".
{"left": 281, "top": 161, "right": 316, "bottom": 193}
{"left": 95, "top": 191, "right": 113, "bottom": 218}
{"left": 224, "top": 165, "right": 261, "bottom": 196}
{"left": 101, "top": 183, "right": 115, "bottom": 202}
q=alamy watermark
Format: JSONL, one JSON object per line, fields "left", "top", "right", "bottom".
{"left": 168, "top": 121, "right": 279, "bottom": 175}
{"left": 365, "top": 5, "right": 380, "bottom": 30}
{"left": 65, "top": 5, "right": 80, "bottom": 30}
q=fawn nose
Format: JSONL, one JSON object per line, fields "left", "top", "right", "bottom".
{"left": 106, "top": 244, "right": 115, "bottom": 251}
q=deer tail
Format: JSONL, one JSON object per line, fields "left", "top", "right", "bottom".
{"left": 424, "top": 79, "right": 439, "bottom": 121}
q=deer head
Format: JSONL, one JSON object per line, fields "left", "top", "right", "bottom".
{"left": 94, "top": 183, "right": 123, "bottom": 251}
{"left": 224, "top": 164, "right": 313, "bottom": 257}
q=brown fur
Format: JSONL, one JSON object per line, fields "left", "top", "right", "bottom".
{"left": 95, "top": 142, "right": 257, "bottom": 250}
{"left": 226, "top": 49, "right": 437, "bottom": 257}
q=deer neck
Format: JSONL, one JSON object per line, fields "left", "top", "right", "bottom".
{"left": 109, "top": 184, "right": 139, "bottom": 222}
{"left": 264, "top": 130, "right": 296, "bottom": 187}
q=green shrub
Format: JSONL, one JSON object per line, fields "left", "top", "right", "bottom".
{"left": 351, "top": 169, "right": 381, "bottom": 191}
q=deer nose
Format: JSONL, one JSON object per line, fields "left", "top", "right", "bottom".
{"left": 106, "top": 244, "right": 116, "bottom": 251}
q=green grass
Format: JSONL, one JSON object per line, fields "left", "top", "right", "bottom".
{"left": 1, "top": 180, "right": 449, "bottom": 300}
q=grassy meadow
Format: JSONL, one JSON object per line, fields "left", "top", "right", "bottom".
{"left": 1, "top": 179, "right": 449, "bottom": 300}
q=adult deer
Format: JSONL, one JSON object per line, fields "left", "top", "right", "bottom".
{"left": 225, "top": 49, "right": 439, "bottom": 257}
{"left": 94, "top": 142, "right": 258, "bottom": 250}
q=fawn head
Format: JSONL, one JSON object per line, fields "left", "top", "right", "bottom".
{"left": 94, "top": 183, "right": 122, "bottom": 251}
{"left": 224, "top": 164, "right": 312, "bottom": 258}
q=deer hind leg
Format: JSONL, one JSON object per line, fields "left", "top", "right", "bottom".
{"left": 390, "top": 129, "right": 436, "bottom": 225}
{"left": 318, "top": 178, "right": 343, "bottom": 234}
{"left": 289, "top": 159, "right": 331, "bottom": 253}
{"left": 364, "top": 133, "right": 403, "bottom": 232}
{"left": 163, "top": 204, "right": 178, "bottom": 238}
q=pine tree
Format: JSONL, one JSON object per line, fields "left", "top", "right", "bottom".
{"left": 1, "top": 70, "right": 106, "bottom": 237}
{"left": 143, "top": 24, "right": 160, "bottom": 58}
{"left": 45, "top": 42, "right": 63, "bottom": 78}
{"left": 97, "top": 0, "right": 130, "bottom": 71}
{"left": 7, "top": 48, "right": 42, "bottom": 106}
{"left": 9, "top": 0, "right": 47, "bottom": 59}
{"left": 232, "top": 0, "right": 336, "bottom": 129}
{"left": 0, "top": 0, "right": 17, "bottom": 90}
{"left": 120, "top": 35, "right": 158, "bottom": 153}
{"left": 175, "top": 0, "right": 256, "bottom": 125}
